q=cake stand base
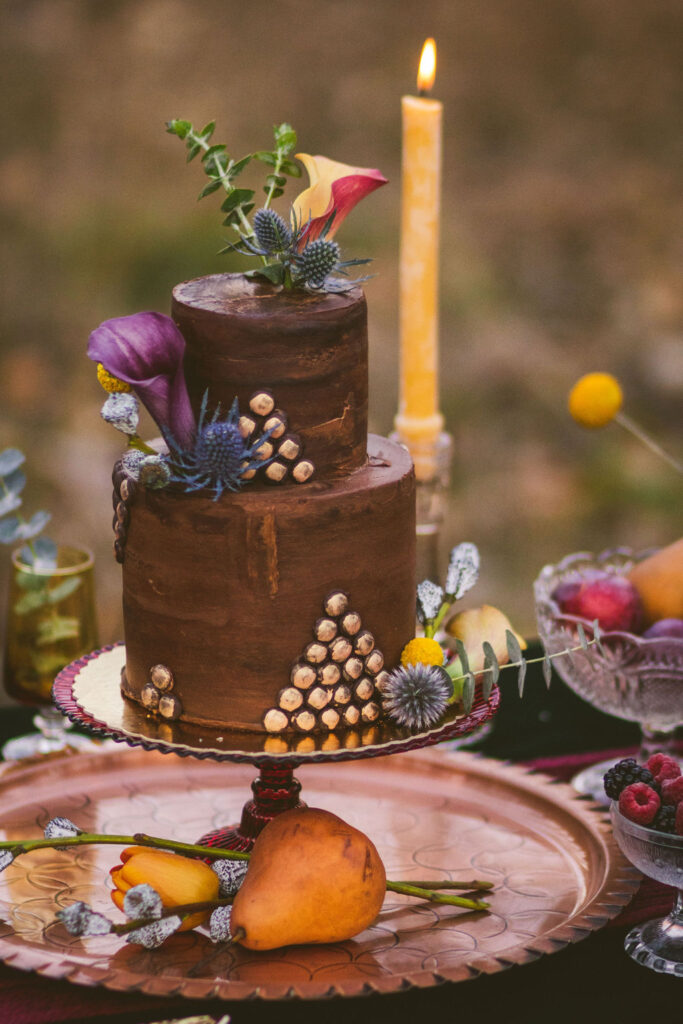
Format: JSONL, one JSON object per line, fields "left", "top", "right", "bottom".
{"left": 197, "top": 764, "right": 304, "bottom": 851}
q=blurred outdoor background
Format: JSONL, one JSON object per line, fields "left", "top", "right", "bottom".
{"left": 1, "top": 0, "right": 681, "bottom": 703}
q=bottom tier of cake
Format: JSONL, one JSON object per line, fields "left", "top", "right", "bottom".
{"left": 116, "top": 435, "right": 416, "bottom": 732}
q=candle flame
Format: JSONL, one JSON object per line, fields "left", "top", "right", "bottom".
{"left": 417, "top": 38, "right": 436, "bottom": 93}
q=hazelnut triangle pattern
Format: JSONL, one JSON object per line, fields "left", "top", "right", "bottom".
{"left": 262, "top": 590, "right": 390, "bottom": 733}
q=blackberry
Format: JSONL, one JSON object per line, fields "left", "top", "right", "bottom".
{"left": 603, "top": 758, "right": 658, "bottom": 800}
{"left": 651, "top": 804, "right": 677, "bottom": 834}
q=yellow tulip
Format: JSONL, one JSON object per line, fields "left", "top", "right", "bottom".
{"left": 446, "top": 605, "right": 527, "bottom": 677}
{"left": 110, "top": 846, "right": 219, "bottom": 930}
{"left": 292, "top": 154, "right": 387, "bottom": 245}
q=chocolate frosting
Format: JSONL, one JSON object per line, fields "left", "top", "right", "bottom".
{"left": 172, "top": 274, "right": 368, "bottom": 478}
{"left": 120, "top": 435, "right": 416, "bottom": 731}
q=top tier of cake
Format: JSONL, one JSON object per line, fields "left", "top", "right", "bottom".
{"left": 172, "top": 274, "right": 368, "bottom": 479}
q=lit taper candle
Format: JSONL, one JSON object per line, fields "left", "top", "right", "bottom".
{"left": 395, "top": 38, "right": 444, "bottom": 481}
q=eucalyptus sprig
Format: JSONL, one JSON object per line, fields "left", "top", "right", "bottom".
{"left": 445, "top": 623, "right": 605, "bottom": 713}
{"left": 166, "top": 120, "right": 301, "bottom": 238}
{"left": 0, "top": 448, "right": 55, "bottom": 570}
{"left": 167, "top": 118, "right": 373, "bottom": 293}
{"left": 254, "top": 122, "right": 301, "bottom": 208}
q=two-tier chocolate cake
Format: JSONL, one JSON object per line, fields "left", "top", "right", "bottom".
{"left": 111, "top": 274, "right": 416, "bottom": 733}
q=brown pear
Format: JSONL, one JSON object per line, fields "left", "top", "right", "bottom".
{"left": 231, "top": 807, "right": 386, "bottom": 950}
{"left": 627, "top": 537, "right": 683, "bottom": 625}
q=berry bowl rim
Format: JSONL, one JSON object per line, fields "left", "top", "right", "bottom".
{"left": 610, "top": 802, "right": 683, "bottom": 851}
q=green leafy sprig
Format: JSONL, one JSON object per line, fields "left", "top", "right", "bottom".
{"left": 166, "top": 120, "right": 301, "bottom": 238}
{"left": 167, "top": 119, "right": 372, "bottom": 293}
{"left": 446, "top": 622, "right": 605, "bottom": 714}
{"left": 0, "top": 448, "right": 55, "bottom": 570}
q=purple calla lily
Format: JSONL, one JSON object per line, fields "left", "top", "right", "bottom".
{"left": 88, "top": 313, "right": 195, "bottom": 448}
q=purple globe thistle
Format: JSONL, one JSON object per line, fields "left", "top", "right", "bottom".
{"left": 382, "top": 663, "right": 454, "bottom": 731}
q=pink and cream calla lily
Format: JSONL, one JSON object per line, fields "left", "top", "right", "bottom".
{"left": 292, "top": 154, "right": 388, "bottom": 245}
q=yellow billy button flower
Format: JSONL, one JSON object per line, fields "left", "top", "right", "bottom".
{"left": 400, "top": 636, "right": 444, "bottom": 668}
{"left": 97, "top": 362, "right": 131, "bottom": 393}
{"left": 446, "top": 605, "right": 527, "bottom": 677}
{"left": 110, "top": 847, "right": 219, "bottom": 931}
{"left": 568, "top": 372, "right": 623, "bottom": 429}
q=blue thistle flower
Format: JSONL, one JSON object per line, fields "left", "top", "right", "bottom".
{"left": 165, "top": 392, "right": 271, "bottom": 500}
{"left": 382, "top": 663, "right": 454, "bottom": 731}
{"left": 253, "top": 208, "right": 293, "bottom": 255}
{"left": 298, "top": 239, "right": 341, "bottom": 288}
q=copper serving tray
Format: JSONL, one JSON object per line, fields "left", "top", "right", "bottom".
{"left": 0, "top": 747, "right": 638, "bottom": 1000}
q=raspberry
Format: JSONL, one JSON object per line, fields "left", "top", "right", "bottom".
{"left": 645, "top": 753, "right": 681, "bottom": 785}
{"left": 651, "top": 805, "right": 677, "bottom": 834}
{"left": 661, "top": 776, "right": 683, "bottom": 806}
{"left": 603, "top": 758, "right": 658, "bottom": 800}
{"left": 618, "top": 783, "right": 661, "bottom": 825}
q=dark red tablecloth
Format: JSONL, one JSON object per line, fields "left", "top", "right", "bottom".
{"left": 0, "top": 747, "right": 671, "bottom": 1024}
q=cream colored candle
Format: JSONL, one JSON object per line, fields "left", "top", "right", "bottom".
{"left": 395, "top": 39, "right": 444, "bottom": 480}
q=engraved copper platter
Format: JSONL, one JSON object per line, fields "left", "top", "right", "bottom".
{"left": 0, "top": 747, "right": 638, "bottom": 999}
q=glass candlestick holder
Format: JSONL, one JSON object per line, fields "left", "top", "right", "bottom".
{"left": 390, "top": 430, "right": 453, "bottom": 583}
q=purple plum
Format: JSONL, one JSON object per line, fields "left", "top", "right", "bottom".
{"left": 554, "top": 574, "right": 643, "bottom": 633}
{"left": 643, "top": 618, "right": 683, "bottom": 640}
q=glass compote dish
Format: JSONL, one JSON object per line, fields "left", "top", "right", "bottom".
{"left": 610, "top": 803, "right": 683, "bottom": 975}
{"left": 3, "top": 545, "right": 100, "bottom": 760}
{"left": 534, "top": 548, "right": 683, "bottom": 802}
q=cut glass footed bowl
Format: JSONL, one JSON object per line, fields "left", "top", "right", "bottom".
{"left": 610, "top": 804, "right": 683, "bottom": 976}
{"left": 534, "top": 548, "right": 683, "bottom": 801}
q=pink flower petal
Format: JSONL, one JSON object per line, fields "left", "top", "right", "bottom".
{"left": 292, "top": 154, "right": 387, "bottom": 245}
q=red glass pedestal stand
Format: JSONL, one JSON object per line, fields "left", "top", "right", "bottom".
{"left": 198, "top": 764, "right": 304, "bottom": 850}
{"left": 53, "top": 644, "right": 500, "bottom": 853}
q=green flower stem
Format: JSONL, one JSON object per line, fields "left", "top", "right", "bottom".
{"left": 389, "top": 880, "right": 494, "bottom": 891}
{"left": 263, "top": 149, "right": 286, "bottom": 211}
{"left": 386, "top": 881, "right": 488, "bottom": 911}
{"left": 614, "top": 411, "right": 683, "bottom": 475}
{"left": 0, "top": 832, "right": 250, "bottom": 861}
{"left": 3, "top": 832, "right": 495, "bottom": 910}
{"left": 111, "top": 895, "right": 235, "bottom": 936}
{"left": 126, "top": 436, "right": 158, "bottom": 456}
{"left": 425, "top": 600, "right": 452, "bottom": 639}
{"left": 445, "top": 637, "right": 602, "bottom": 691}
{"left": 282, "top": 264, "right": 294, "bottom": 290}
{"left": 187, "top": 129, "right": 255, "bottom": 240}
